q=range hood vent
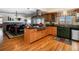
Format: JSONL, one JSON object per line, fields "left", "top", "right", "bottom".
{"left": 36, "top": 9, "right": 42, "bottom": 16}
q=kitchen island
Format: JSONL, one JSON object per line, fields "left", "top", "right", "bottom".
{"left": 24, "top": 25, "right": 79, "bottom": 45}
{"left": 24, "top": 26, "right": 57, "bottom": 44}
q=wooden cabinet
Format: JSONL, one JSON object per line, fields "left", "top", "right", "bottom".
{"left": 47, "top": 27, "right": 57, "bottom": 36}
{"left": 48, "top": 14, "right": 52, "bottom": 21}
{"left": 51, "top": 27, "right": 57, "bottom": 36}
{"left": 24, "top": 27, "right": 57, "bottom": 44}
{"left": 42, "top": 14, "right": 48, "bottom": 21}
{"left": 24, "top": 29, "right": 37, "bottom": 44}
{"left": 42, "top": 13, "right": 57, "bottom": 21}
{"left": 24, "top": 29, "right": 29, "bottom": 44}
{"left": 42, "top": 14, "right": 52, "bottom": 21}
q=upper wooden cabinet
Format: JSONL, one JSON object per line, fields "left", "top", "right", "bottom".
{"left": 41, "top": 13, "right": 57, "bottom": 21}
{"left": 73, "top": 8, "right": 79, "bottom": 13}
{"left": 42, "top": 14, "right": 48, "bottom": 21}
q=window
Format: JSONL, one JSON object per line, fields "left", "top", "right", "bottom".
{"left": 32, "top": 18, "right": 44, "bottom": 24}
{"left": 59, "top": 16, "right": 73, "bottom": 25}
{"left": 59, "top": 16, "right": 65, "bottom": 25}
{"left": 36, "top": 18, "right": 44, "bottom": 24}
{"left": 66, "top": 16, "right": 72, "bottom": 25}
{"left": 37, "top": 18, "right": 42, "bottom": 24}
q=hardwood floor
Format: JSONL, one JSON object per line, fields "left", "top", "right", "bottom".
{"left": 72, "top": 41, "right": 79, "bottom": 51}
{"left": 0, "top": 35, "right": 71, "bottom": 51}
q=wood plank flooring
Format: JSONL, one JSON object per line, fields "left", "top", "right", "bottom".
{"left": 72, "top": 41, "right": 79, "bottom": 51}
{"left": 0, "top": 35, "right": 71, "bottom": 51}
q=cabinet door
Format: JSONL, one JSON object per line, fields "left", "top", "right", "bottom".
{"left": 52, "top": 27, "right": 57, "bottom": 36}
{"left": 57, "top": 26, "right": 64, "bottom": 37}
{"left": 64, "top": 27, "right": 70, "bottom": 38}
{"left": 24, "top": 29, "right": 30, "bottom": 44}
{"left": 43, "top": 14, "right": 48, "bottom": 21}
{"left": 47, "top": 14, "right": 52, "bottom": 21}
{"left": 42, "top": 14, "right": 52, "bottom": 21}
{"left": 50, "top": 27, "right": 57, "bottom": 36}
{"left": 49, "top": 14, "right": 52, "bottom": 21}
{"left": 30, "top": 30, "right": 37, "bottom": 43}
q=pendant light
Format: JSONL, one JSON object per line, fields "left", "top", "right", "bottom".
{"left": 15, "top": 11, "right": 18, "bottom": 19}
{"left": 15, "top": 11, "right": 21, "bottom": 21}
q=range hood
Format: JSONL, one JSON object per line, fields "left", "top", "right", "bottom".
{"left": 36, "top": 9, "right": 42, "bottom": 16}
{"left": 31, "top": 10, "right": 45, "bottom": 28}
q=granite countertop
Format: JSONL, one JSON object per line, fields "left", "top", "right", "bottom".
{"left": 25, "top": 25, "right": 79, "bottom": 30}
{"left": 25, "top": 26, "right": 46, "bottom": 30}
{"left": 56, "top": 25, "right": 79, "bottom": 29}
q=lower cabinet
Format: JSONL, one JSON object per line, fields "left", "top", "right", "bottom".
{"left": 47, "top": 27, "right": 57, "bottom": 36}
{"left": 57, "top": 26, "right": 70, "bottom": 39}
{"left": 24, "top": 27, "right": 57, "bottom": 44}
{"left": 50, "top": 27, "right": 57, "bottom": 36}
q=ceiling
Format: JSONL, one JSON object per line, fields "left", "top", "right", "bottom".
{"left": 0, "top": 8, "right": 37, "bottom": 15}
{"left": 0, "top": 8, "right": 74, "bottom": 17}
{"left": 39, "top": 8, "right": 74, "bottom": 13}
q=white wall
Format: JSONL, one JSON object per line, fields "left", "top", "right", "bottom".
{"left": 0, "top": 13, "right": 26, "bottom": 22}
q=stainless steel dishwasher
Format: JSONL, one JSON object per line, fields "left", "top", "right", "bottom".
{"left": 71, "top": 29, "right": 79, "bottom": 41}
